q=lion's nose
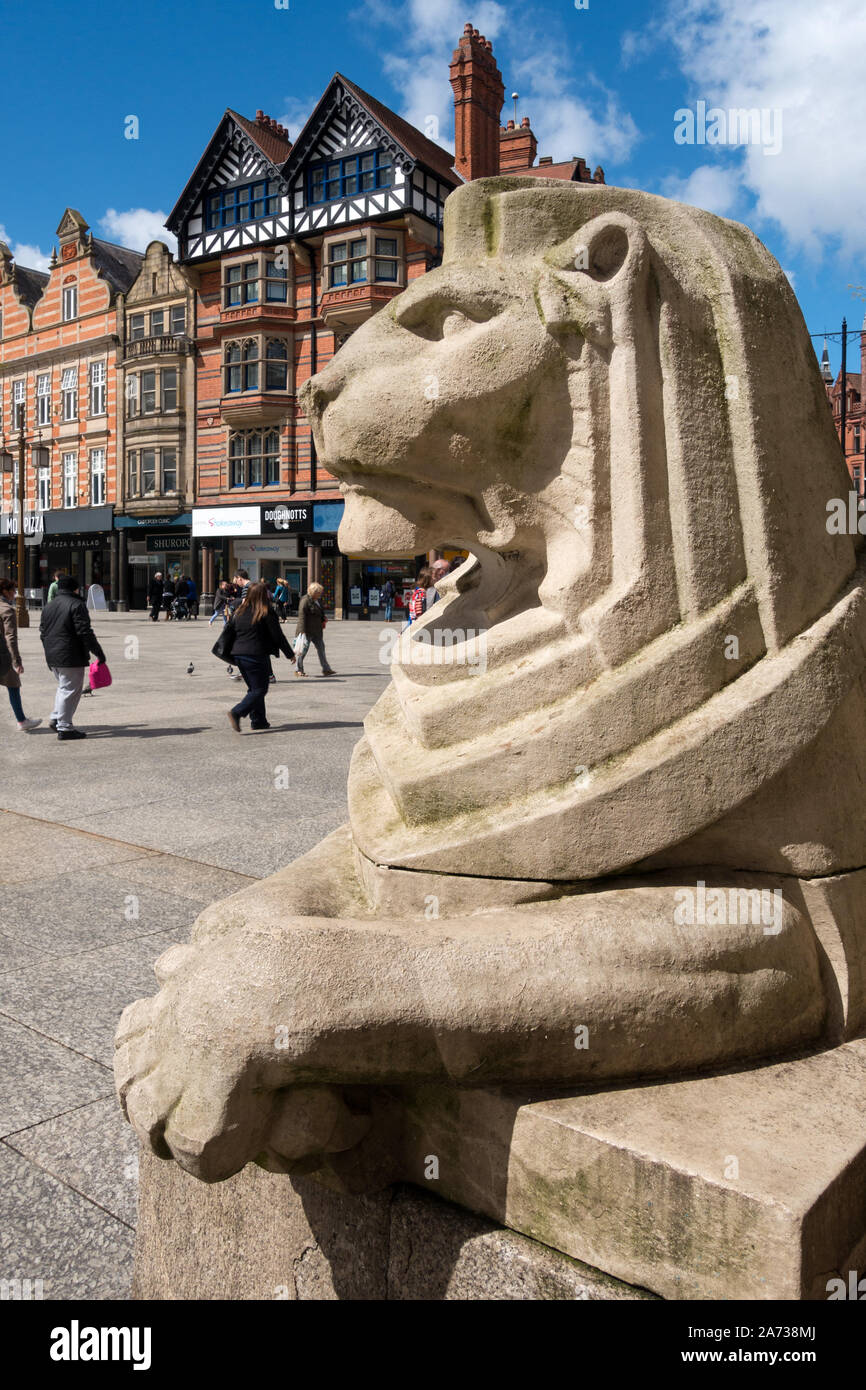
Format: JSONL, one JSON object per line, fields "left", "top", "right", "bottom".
{"left": 300, "top": 369, "right": 342, "bottom": 421}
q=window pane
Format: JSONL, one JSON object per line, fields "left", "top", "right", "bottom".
{"left": 266, "top": 361, "right": 288, "bottom": 390}
{"left": 162, "top": 369, "right": 177, "bottom": 411}
{"left": 226, "top": 343, "right": 241, "bottom": 362}
{"left": 360, "top": 170, "right": 375, "bottom": 190}
{"left": 350, "top": 239, "right": 366, "bottom": 257}
{"left": 150, "top": 310, "right": 165, "bottom": 336}
{"left": 344, "top": 173, "right": 358, "bottom": 195}
{"left": 329, "top": 264, "right": 347, "bottom": 288}
{"left": 243, "top": 341, "right": 258, "bottom": 361}
{"left": 349, "top": 260, "right": 368, "bottom": 284}
{"left": 170, "top": 305, "right": 186, "bottom": 334}
{"left": 142, "top": 370, "right": 156, "bottom": 412}
{"left": 329, "top": 243, "right": 347, "bottom": 262}
{"left": 245, "top": 363, "right": 259, "bottom": 391}
{"left": 361, "top": 154, "right": 375, "bottom": 171}
{"left": 266, "top": 279, "right": 287, "bottom": 302}
{"left": 130, "top": 315, "right": 145, "bottom": 340}
{"left": 226, "top": 266, "right": 241, "bottom": 283}
{"left": 142, "top": 450, "right": 156, "bottom": 491}
{"left": 243, "top": 263, "right": 257, "bottom": 280}
{"left": 375, "top": 237, "right": 398, "bottom": 256}
{"left": 228, "top": 365, "right": 241, "bottom": 392}
{"left": 375, "top": 259, "right": 397, "bottom": 281}
{"left": 162, "top": 449, "right": 177, "bottom": 492}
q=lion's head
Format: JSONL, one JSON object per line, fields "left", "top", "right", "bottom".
{"left": 302, "top": 179, "right": 866, "bottom": 883}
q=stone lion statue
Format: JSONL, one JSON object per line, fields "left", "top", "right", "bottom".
{"left": 116, "top": 178, "right": 866, "bottom": 1186}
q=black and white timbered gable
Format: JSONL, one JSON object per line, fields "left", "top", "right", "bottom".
{"left": 167, "top": 111, "right": 292, "bottom": 264}
{"left": 284, "top": 74, "right": 459, "bottom": 239}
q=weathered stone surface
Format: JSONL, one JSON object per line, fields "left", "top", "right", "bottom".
{"left": 396, "top": 1040, "right": 866, "bottom": 1300}
{"left": 133, "top": 1148, "right": 654, "bottom": 1301}
{"left": 118, "top": 176, "right": 866, "bottom": 1299}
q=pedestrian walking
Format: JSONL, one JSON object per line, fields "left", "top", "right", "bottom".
{"left": 382, "top": 578, "right": 396, "bottom": 622}
{"left": 225, "top": 580, "right": 295, "bottom": 732}
{"left": 209, "top": 580, "right": 234, "bottom": 626}
{"left": 148, "top": 572, "right": 164, "bottom": 622}
{"left": 407, "top": 568, "right": 431, "bottom": 625}
{"left": 0, "top": 577, "right": 41, "bottom": 731}
{"left": 39, "top": 575, "right": 107, "bottom": 741}
{"left": 46, "top": 570, "right": 65, "bottom": 605}
{"left": 230, "top": 571, "right": 251, "bottom": 613}
{"left": 185, "top": 575, "right": 199, "bottom": 618}
{"left": 161, "top": 574, "right": 176, "bottom": 621}
{"left": 295, "top": 582, "right": 335, "bottom": 677}
{"left": 273, "top": 577, "right": 289, "bottom": 621}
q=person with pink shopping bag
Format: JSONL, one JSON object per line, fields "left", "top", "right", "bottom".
{"left": 39, "top": 575, "right": 107, "bottom": 741}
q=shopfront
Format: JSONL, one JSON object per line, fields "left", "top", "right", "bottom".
{"left": 115, "top": 514, "right": 194, "bottom": 610}
{"left": 192, "top": 502, "right": 345, "bottom": 614}
{"left": 39, "top": 506, "right": 115, "bottom": 604}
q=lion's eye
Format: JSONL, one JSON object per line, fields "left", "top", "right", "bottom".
{"left": 396, "top": 297, "right": 496, "bottom": 341}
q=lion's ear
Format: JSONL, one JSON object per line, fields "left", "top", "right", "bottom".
{"left": 537, "top": 213, "right": 647, "bottom": 345}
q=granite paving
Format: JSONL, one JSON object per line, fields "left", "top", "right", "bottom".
{"left": 0, "top": 611, "right": 392, "bottom": 1300}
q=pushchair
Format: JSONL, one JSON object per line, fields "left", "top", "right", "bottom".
{"left": 171, "top": 594, "right": 191, "bottom": 620}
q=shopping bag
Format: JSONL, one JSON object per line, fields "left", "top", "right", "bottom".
{"left": 89, "top": 660, "right": 112, "bottom": 691}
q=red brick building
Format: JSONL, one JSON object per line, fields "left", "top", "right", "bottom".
{"left": 823, "top": 324, "right": 866, "bottom": 495}
{"left": 166, "top": 23, "right": 605, "bottom": 615}
{"left": 0, "top": 212, "right": 142, "bottom": 599}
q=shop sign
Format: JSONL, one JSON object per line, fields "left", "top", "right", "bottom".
{"left": 192, "top": 506, "right": 261, "bottom": 538}
{"left": 116, "top": 513, "right": 192, "bottom": 529}
{"left": 297, "top": 534, "right": 339, "bottom": 556}
{"left": 261, "top": 504, "right": 311, "bottom": 534}
{"left": 145, "top": 534, "right": 192, "bottom": 553}
{"left": 44, "top": 533, "right": 106, "bottom": 550}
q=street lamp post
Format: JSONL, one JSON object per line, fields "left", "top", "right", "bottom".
{"left": 16, "top": 425, "right": 29, "bottom": 628}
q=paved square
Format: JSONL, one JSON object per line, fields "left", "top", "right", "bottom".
{"left": 0, "top": 612, "right": 391, "bottom": 1298}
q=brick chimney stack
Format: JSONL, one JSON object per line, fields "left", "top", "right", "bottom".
{"left": 499, "top": 115, "right": 538, "bottom": 173}
{"left": 450, "top": 22, "right": 505, "bottom": 180}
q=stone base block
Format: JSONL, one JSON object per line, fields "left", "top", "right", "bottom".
{"left": 134, "top": 1041, "right": 866, "bottom": 1300}
{"left": 133, "top": 1157, "right": 650, "bottom": 1300}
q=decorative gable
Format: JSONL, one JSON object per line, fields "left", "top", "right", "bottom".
{"left": 168, "top": 112, "right": 291, "bottom": 263}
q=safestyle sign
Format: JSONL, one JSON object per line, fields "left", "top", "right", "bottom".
{"left": 192, "top": 507, "right": 261, "bottom": 538}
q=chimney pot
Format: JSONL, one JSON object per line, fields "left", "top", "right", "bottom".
{"left": 464, "top": 22, "right": 473, "bottom": 34}
{"left": 539, "top": 155, "right": 553, "bottom": 165}
{"left": 521, "top": 116, "right": 530, "bottom": 127}
{"left": 256, "top": 109, "right": 264, "bottom": 122}
{"left": 507, "top": 119, "right": 515, "bottom": 130}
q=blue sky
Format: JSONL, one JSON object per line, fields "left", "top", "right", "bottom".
{"left": 2, "top": 0, "right": 863, "bottom": 373}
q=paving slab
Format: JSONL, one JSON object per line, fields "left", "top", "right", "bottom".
{"left": 0, "top": 867, "right": 213, "bottom": 955}
{"left": 0, "top": 1144, "right": 134, "bottom": 1299}
{"left": 0, "top": 930, "right": 185, "bottom": 1067}
{"left": 6, "top": 1096, "right": 139, "bottom": 1228}
{"left": 0, "top": 1014, "right": 112, "bottom": 1136}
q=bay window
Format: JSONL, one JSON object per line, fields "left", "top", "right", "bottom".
{"left": 324, "top": 229, "right": 403, "bottom": 289}
{"left": 229, "top": 430, "right": 280, "bottom": 488}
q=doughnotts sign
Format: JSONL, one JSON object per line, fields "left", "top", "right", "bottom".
{"left": 261, "top": 504, "right": 311, "bottom": 534}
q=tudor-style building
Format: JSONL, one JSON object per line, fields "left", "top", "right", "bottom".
{"left": 0, "top": 211, "right": 142, "bottom": 600}
{"left": 160, "top": 22, "right": 606, "bottom": 615}
{"left": 166, "top": 81, "right": 456, "bottom": 613}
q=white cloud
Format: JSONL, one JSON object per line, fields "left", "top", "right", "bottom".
{"left": 0, "top": 225, "right": 50, "bottom": 272}
{"left": 99, "top": 209, "right": 176, "bottom": 255}
{"left": 357, "top": 0, "right": 639, "bottom": 169}
{"left": 658, "top": 0, "right": 866, "bottom": 255}
{"left": 662, "top": 163, "right": 743, "bottom": 217}
{"left": 275, "top": 97, "right": 315, "bottom": 142}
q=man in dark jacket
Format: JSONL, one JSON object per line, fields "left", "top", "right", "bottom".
{"left": 39, "top": 575, "right": 106, "bottom": 741}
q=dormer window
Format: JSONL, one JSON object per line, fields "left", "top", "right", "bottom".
{"left": 308, "top": 150, "right": 393, "bottom": 205}
{"left": 206, "top": 180, "right": 281, "bottom": 230}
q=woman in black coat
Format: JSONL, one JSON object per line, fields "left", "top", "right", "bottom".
{"left": 226, "top": 581, "right": 295, "bottom": 732}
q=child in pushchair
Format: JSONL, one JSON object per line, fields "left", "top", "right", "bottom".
{"left": 171, "top": 593, "right": 191, "bottom": 620}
